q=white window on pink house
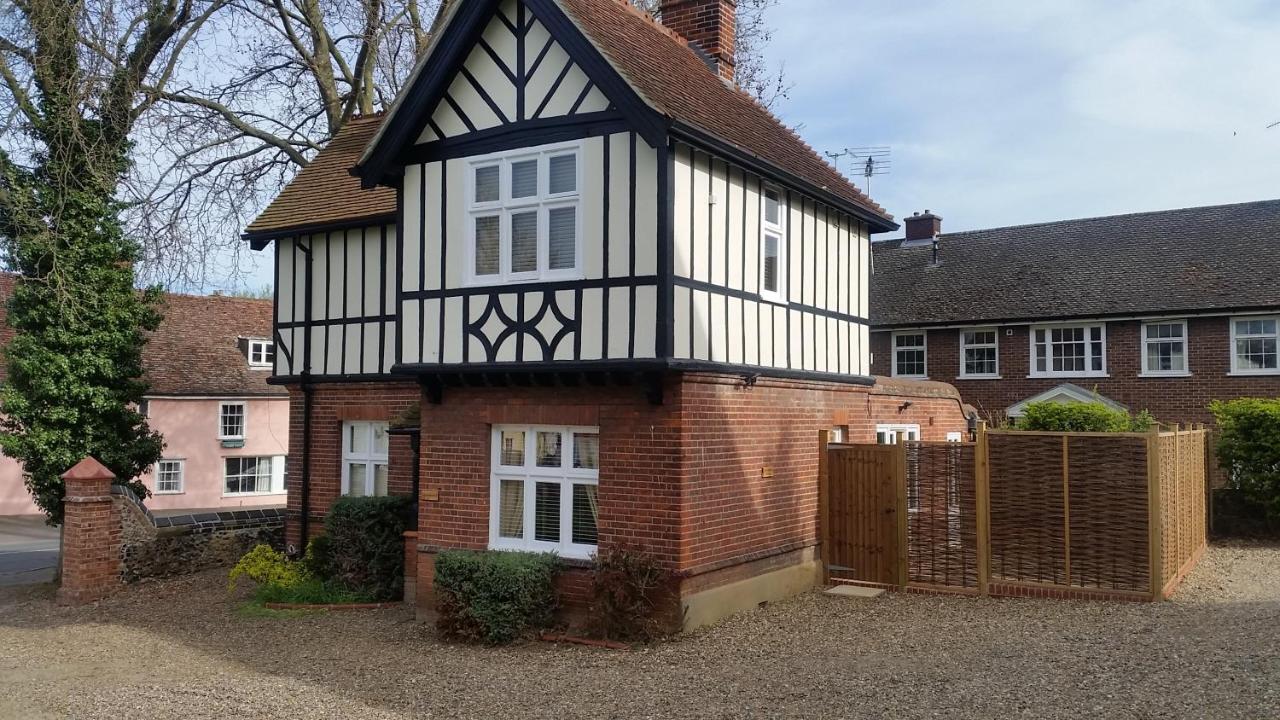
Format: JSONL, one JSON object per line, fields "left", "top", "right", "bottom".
{"left": 224, "top": 456, "right": 284, "bottom": 496}
{"left": 155, "top": 459, "right": 184, "bottom": 494}
{"left": 489, "top": 426, "right": 599, "bottom": 559}
{"left": 218, "top": 401, "right": 246, "bottom": 440}
{"left": 342, "top": 421, "right": 389, "bottom": 497}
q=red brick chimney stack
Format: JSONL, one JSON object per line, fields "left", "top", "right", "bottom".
{"left": 904, "top": 210, "right": 942, "bottom": 242}
{"left": 660, "top": 0, "right": 737, "bottom": 82}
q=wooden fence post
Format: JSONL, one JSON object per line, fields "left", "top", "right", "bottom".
{"left": 817, "top": 429, "right": 831, "bottom": 585}
{"left": 1061, "top": 434, "right": 1071, "bottom": 587}
{"left": 895, "top": 439, "right": 909, "bottom": 589}
{"left": 975, "top": 422, "right": 991, "bottom": 596}
{"left": 1147, "top": 427, "right": 1164, "bottom": 601}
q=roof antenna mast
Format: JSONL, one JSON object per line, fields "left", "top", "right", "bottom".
{"left": 824, "top": 147, "right": 891, "bottom": 194}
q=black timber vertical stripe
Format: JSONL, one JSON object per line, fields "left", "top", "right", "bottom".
{"left": 516, "top": 1, "right": 526, "bottom": 121}
{"left": 628, "top": 131, "right": 637, "bottom": 358}
{"left": 602, "top": 135, "right": 610, "bottom": 360}
{"left": 438, "top": 160, "right": 448, "bottom": 364}
{"left": 656, "top": 139, "right": 674, "bottom": 358}
{"left": 395, "top": 186, "right": 405, "bottom": 367}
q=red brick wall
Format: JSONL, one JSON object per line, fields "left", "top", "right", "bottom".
{"left": 660, "top": 0, "right": 737, "bottom": 79}
{"left": 871, "top": 317, "right": 1280, "bottom": 425}
{"left": 57, "top": 470, "right": 121, "bottom": 605}
{"left": 284, "top": 380, "right": 420, "bottom": 548}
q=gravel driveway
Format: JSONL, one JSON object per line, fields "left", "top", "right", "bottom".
{"left": 1, "top": 541, "right": 1277, "bottom": 719}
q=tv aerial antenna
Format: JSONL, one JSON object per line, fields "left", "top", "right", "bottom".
{"left": 825, "top": 146, "right": 891, "bottom": 193}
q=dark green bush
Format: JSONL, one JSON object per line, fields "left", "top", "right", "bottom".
{"left": 434, "top": 550, "right": 559, "bottom": 645}
{"left": 228, "top": 543, "right": 369, "bottom": 607}
{"left": 1210, "top": 398, "right": 1280, "bottom": 526}
{"left": 1017, "top": 401, "right": 1153, "bottom": 433}
{"left": 588, "top": 546, "right": 676, "bottom": 642}
{"left": 319, "top": 495, "right": 413, "bottom": 601}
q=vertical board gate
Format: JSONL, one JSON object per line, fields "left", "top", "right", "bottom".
{"left": 821, "top": 442, "right": 902, "bottom": 586}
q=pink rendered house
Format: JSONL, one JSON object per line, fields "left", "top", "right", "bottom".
{"left": 0, "top": 275, "right": 290, "bottom": 516}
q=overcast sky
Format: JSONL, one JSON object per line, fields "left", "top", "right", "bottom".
{"left": 231, "top": 0, "right": 1280, "bottom": 291}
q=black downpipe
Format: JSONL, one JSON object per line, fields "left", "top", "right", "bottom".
{"left": 297, "top": 241, "right": 315, "bottom": 551}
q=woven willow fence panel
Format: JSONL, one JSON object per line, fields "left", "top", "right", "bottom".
{"left": 1158, "top": 430, "right": 1208, "bottom": 594}
{"left": 905, "top": 443, "right": 978, "bottom": 588}
{"left": 988, "top": 434, "right": 1073, "bottom": 587}
{"left": 1064, "top": 436, "right": 1150, "bottom": 592}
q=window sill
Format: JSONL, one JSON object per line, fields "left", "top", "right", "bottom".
{"left": 222, "top": 491, "right": 287, "bottom": 498}
{"left": 1138, "top": 372, "right": 1192, "bottom": 378}
{"left": 958, "top": 375, "right": 1002, "bottom": 381}
{"left": 154, "top": 490, "right": 185, "bottom": 495}
{"left": 891, "top": 375, "right": 929, "bottom": 381}
{"left": 1027, "top": 373, "right": 1110, "bottom": 380}
{"left": 1227, "top": 371, "right": 1280, "bottom": 377}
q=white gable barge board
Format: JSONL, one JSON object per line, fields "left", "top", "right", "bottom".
{"left": 1006, "top": 384, "right": 1130, "bottom": 418}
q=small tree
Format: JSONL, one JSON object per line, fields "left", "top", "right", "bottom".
{"left": 1016, "top": 401, "right": 1154, "bottom": 433}
{"left": 1210, "top": 398, "right": 1280, "bottom": 524}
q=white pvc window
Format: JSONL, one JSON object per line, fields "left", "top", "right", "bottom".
{"left": 224, "top": 456, "right": 285, "bottom": 496}
{"left": 1141, "top": 321, "right": 1189, "bottom": 376}
{"left": 960, "top": 328, "right": 999, "bottom": 378}
{"left": 1031, "top": 324, "right": 1106, "bottom": 378}
{"left": 489, "top": 425, "right": 599, "bottom": 560}
{"left": 1231, "top": 316, "right": 1279, "bottom": 375}
{"left": 759, "top": 186, "right": 787, "bottom": 303}
{"left": 467, "top": 142, "right": 582, "bottom": 285}
{"left": 342, "top": 421, "right": 390, "bottom": 497}
{"left": 155, "top": 459, "right": 185, "bottom": 494}
{"left": 248, "top": 339, "right": 275, "bottom": 368}
{"left": 218, "top": 401, "right": 246, "bottom": 440}
{"left": 892, "top": 332, "right": 927, "bottom": 378}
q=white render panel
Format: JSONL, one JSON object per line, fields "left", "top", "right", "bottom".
{"left": 581, "top": 136, "right": 605, "bottom": 279}
{"left": 673, "top": 144, "right": 692, "bottom": 279}
{"left": 633, "top": 140, "right": 659, "bottom": 276}
{"left": 709, "top": 292, "right": 727, "bottom": 363}
{"left": 443, "top": 297, "right": 463, "bottom": 364}
{"left": 690, "top": 152, "right": 711, "bottom": 284}
{"left": 691, "top": 289, "right": 710, "bottom": 360}
{"left": 633, "top": 285, "right": 657, "bottom": 359}
{"left": 402, "top": 164, "right": 422, "bottom": 292}
{"left": 607, "top": 287, "right": 630, "bottom": 359}
{"left": 443, "top": 159, "right": 466, "bottom": 290}
{"left": 579, "top": 288, "right": 603, "bottom": 361}
{"left": 421, "top": 299, "right": 440, "bottom": 364}
{"left": 401, "top": 300, "right": 421, "bottom": 364}
{"left": 606, "top": 133, "right": 632, "bottom": 278}
{"left": 727, "top": 296, "right": 744, "bottom": 365}
{"left": 674, "top": 285, "right": 691, "bottom": 359}
{"left": 277, "top": 239, "right": 295, "bottom": 323}
{"left": 446, "top": 73, "right": 503, "bottom": 132}
{"left": 344, "top": 229, "right": 362, "bottom": 319}
{"left": 422, "top": 161, "right": 443, "bottom": 291}
{"left": 725, "top": 167, "right": 745, "bottom": 292}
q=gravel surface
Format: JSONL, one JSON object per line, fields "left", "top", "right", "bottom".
{"left": 1, "top": 541, "right": 1278, "bottom": 719}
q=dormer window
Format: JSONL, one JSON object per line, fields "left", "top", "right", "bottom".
{"left": 467, "top": 142, "right": 582, "bottom": 285}
{"left": 247, "top": 339, "right": 275, "bottom": 368}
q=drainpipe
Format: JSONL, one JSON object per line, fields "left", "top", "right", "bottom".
{"left": 297, "top": 240, "right": 315, "bottom": 551}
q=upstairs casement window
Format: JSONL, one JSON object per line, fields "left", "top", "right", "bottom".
{"left": 342, "top": 421, "right": 390, "bottom": 497}
{"left": 960, "top": 328, "right": 999, "bottom": 378}
{"left": 218, "top": 401, "right": 246, "bottom": 440}
{"left": 1141, "top": 321, "right": 1189, "bottom": 376}
{"left": 891, "top": 332, "right": 927, "bottom": 378}
{"left": 467, "top": 144, "right": 582, "bottom": 285}
{"left": 247, "top": 339, "right": 275, "bottom": 369}
{"left": 1031, "top": 324, "right": 1107, "bottom": 378}
{"left": 490, "top": 426, "right": 599, "bottom": 560}
{"left": 759, "top": 186, "right": 787, "bottom": 303}
{"left": 1231, "top": 316, "right": 1279, "bottom": 375}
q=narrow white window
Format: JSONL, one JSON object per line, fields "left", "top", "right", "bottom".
{"left": 218, "top": 401, "right": 246, "bottom": 440}
{"left": 1141, "top": 321, "right": 1188, "bottom": 376}
{"left": 224, "top": 456, "right": 285, "bottom": 496}
{"left": 759, "top": 186, "right": 786, "bottom": 302}
{"left": 467, "top": 143, "right": 581, "bottom": 284}
{"left": 891, "top": 332, "right": 927, "bottom": 378}
{"left": 490, "top": 426, "right": 599, "bottom": 559}
{"left": 154, "top": 459, "right": 185, "bottom": 494}
{"left": 1030, "top": 324, "right": 1106, "bottom": 378}
{"left": 247, "top": 339, "right": 275, "bottom": 369}
{"left": 960, "top": 328, "right": 999, "bottom": 378}
{"left": 342, "top": 421, "right": 390, "bottom": 497}
{"left": 1231, "top": 317, "right": 1279, "bottom": 375}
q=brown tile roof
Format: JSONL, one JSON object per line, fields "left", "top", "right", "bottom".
{"left": 244, "top": 115, "right": 396, "bottom": 237}
{"left": 556, "top": 0, "right": 891, "bottom": 224}
{"left": 0, "top": 274, "right": 284, "bottom": 397}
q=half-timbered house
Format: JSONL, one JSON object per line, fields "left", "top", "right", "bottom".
{"left": 245, "top": 0, "right": 968, "bottom": 630}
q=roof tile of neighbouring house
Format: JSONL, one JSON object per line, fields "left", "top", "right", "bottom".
{"left": 244, "top": 114, "right": 395, "bottom": 237}
{"left": 555, "top": 0, "right": 890, "bottom": 223}
{"left": 0, "top": 275, "right": 284, "bottom": 397}
{"left": 870, "top": 199, "right": 1280, "bottom": 327}
{"left": 246, "top": 0, "right": 892, "bottom": 237}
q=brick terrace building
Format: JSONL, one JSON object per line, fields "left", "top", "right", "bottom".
{"left": 870, "top": 202, "right": 1280, "bottom": 425}
{"left": 245, "top": 0, "right": 968, "bottom": 630}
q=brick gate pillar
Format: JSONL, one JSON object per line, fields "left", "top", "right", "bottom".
{"left": 56, "top": 457, "right": 121, "bottom": 606}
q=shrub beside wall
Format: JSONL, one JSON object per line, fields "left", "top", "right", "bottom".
{"left": 588, "top": 547, "right": 676, "bottom": 642}
{"left": 1210, "top": 398, "right": 1280, "bottom": 529}
{"left": 434, "top": 550, "right": 559, "bottom": 644}
{"left": 314, "top": 496, "right": 413, "bottom": 601}
{"left": 1017, "top": 401, "right": 1153, "bottom": 433}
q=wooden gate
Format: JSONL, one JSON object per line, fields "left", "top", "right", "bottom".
{"left": 820, "top": 442, "right": 904, "bottom": 585}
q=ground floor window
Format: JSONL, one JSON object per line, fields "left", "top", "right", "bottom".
{"left": 489, "top": 425, "right": 599, "bottom": 559}
{"left": 155, "top": 459, "right": 184, "bottom": 494}
{"left": 224, "top": 456, "right": 285, "bottom": 496}
{"left": 342, "top": 421, "right": 390, "bottom": 497}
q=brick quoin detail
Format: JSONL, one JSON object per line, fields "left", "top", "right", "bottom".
{"left": 872, "top": 318, "right": 1280, "bottom": 426}
{"left": 57, "top": 458, "right": 122, "bottom": 606}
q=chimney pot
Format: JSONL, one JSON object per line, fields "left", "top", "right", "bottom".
{"left": 904, "top": 210, "right": 942, "bottom": 242}
{"left": 660, "top": 0, "right": 737, "bottom": 81}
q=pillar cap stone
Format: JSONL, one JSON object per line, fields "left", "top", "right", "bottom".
{"left": 61, "top": 456, "right": 116, "bottom": 481}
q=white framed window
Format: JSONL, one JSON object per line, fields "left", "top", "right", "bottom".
{"left": 466, "top": 142, "right": 582, "bottom": 285}
{"left": 342, "top": 421, "right": 390, "bottom": 497}
{"left": 154, "top": 459, "right": 185, "bottom": 494}
{"left": 891, "top": 332, "right": 927, "bottom": 378}
{"left": 247, "top": 339, "right": 275, "bottom": 368}
{"left": 489, "top": 425, "right": 599, "bottom": 560}
{"left": 875, "top": 423, "right": 920, "bottom": 445}
{"left": 1231, "top": 316, "right": 1279, "bottom": 375}
{"left": 960, "top": 328, "right": 999, "bottom": 378}
{"left": 759, "top": 186, "right": 787, "bottom": 303}
{"left": 1140, "top": 320, "right": 1189, "bottom": 376}
{"left": 218, "top": 401, "right": 246, "bottom": 440}
{"left": 1030, "top": 324, "right": 1106, "bottom": 378}
{"left": 224, "top": 455, "right": 285, "bottom": 496}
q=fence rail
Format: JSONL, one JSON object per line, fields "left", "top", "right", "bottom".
{"left": 820, "top": 425, "right": 1209, "bottom": 601}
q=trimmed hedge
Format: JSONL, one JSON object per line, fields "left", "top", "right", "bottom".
{"left": 434, "top": 550, "right": 558, "bottom": 644}
{"left": 316, "top": 495, "right": 413, "bottom": 601}
{"left": 1211, "top": 398, "right": 1280, "bottom": 527}
{"left": 1017, "top": 401, "right": 1153, "bottom": 433}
